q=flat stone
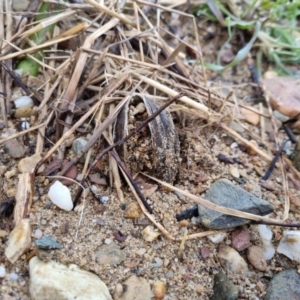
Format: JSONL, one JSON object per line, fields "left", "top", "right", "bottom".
{"left": 231, "top": 229, "right": 252, "bottom": 251}
{"left": 29, "top": 256, "right": 112, "bottom": 300}
{"left": 119, "top": 275, "right": 151, "bottom": 300}
{"left": 247, "top": 245, "right": 267, "bottom": 271}
{"left": 198, "top": 179, "right": 274, "bottom": 229}
{"left": 210, "top": 272, "right": 238, "bottom": 300}
{"left": 265, "top": 269, "right": 300, "bottom": 300}
{"left": 96, "top": 242, "right": 124, "bottom": 265}
{"left": 4, "top": 139, "right": 26, "bottom": 158}
{"left": 35, "top": 236, "right": 62, "bottom": 250}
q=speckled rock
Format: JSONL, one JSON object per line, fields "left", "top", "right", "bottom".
{"left": 198, "top": 179, "right": 274, "bottom": 229}
{"left": 4, "top": 139, "right": 26, "bottom": 158}
{"left": 265, "top": 269, "right": 300, "bottom": 300}
{"left": 29, "top": 256, "right": 112, "bottom": 300}
{"left": 96, "top": 242, "right": 124, "bottom": 265}
{"left": 119, "top": 275, "right": 151, "bottom": 300}
{"left": 210, "top": 272, "right": 238, "bottom": 300}
{"left": 247, "top": 245, "right": 267, "bottom": 271}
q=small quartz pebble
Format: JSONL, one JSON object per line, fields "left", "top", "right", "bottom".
{"left": 277, "top": 230, "right": 300, "bottom": 263}
{"left": 153, "top": 281, "right": 166, "bottom": 299}
{"left": 35, "top": 236, "right": 62, "bottom": 250}
{"left": 258, "top": 225, "right": 275, "bottom": 260}
{"left": 0, "top": 265, "right": 6, "bottom": 278}
{"left": 217, "top": 244, "right": 248, "bottom": 274}
{"left": 231, "top": 229, "right": 252, "bottom": 251}
{"left": 48, "top": 181, "right": 73, "bottom": 211}
{"left": 142, "top": 226, "right": 160, "bottom": 242}
{"left": 247, "top": 245, "right": 267, "bottom": 271}
{"left": 9, "top": 273, "right": 19, "bottom": 281}
{"left": 5, "top": 219, "right": 32, "bottom": 263}
{"left": 208, "top": 232, "right": 226, "bottom": 243}
{"left": 230, "top": 166, "right": 240, "bottom": 178}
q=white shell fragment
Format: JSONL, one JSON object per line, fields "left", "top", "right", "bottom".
{"left": 142, "top": 226, "right": 160, "bottom": 242}
{"left": 277, "top": 230, "right": 300, "bottom": 263}
{"left": 48, "top": 181, "right": 73, "bottom": 211}
{"left": 14, "top": 95, "right": 33, "bottom": 108}
{"left": 258, "top": 224, "right": 275, "bottom": 260}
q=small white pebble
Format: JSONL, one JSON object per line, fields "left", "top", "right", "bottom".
{"left": 0, "top": 265, "right": 6, "bottom": 278}
{"left": 34, "top": 229, "right": 43, "bottom": 239}
{"left": 9, "top": 273, "right": 19, "bottom": 281}
{"left": 104, "top": 238, "right": 112, "bottom": 245}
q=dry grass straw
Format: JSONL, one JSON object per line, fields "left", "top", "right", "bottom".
{"left": 1, "top": 0, "right": 295, "bottom": 240}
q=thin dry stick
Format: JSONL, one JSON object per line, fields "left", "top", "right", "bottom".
{"left": 36, "top": 26, "right": 60, "bottom": 154}
{"left": 0, "top": 123, "right": 46, "bottom": 145}
{"left": 264, "top": 93, "right": 290, "bottom": 220}
{"left": 59, "top": 17, "right": 120, "bottom": 112}
{"left": 133, "top": 73, "right": 210, "bottom": 114}
{"left": 4, "top": 0, "right": 13, "bottom": 114}
{"left": 0, "top": 35, "right": 77, "bottom": 61}
{"left": 82, "top": 48, "right": 222, "bottom": 103}
{"left": 220, "top": 122, "right": 272, "bottom": 161}
{"left": 83, "top": 0, "right": 136, "bottom": 27}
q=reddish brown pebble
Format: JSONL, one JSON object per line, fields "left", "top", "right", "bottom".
{"left": 200, "top": 247, "right": 211, "bottom": 259}
{"left": 61, "top": 161, "right": 78, "bottom": 185}
{"left": 179, "top": 220, "right": 188, "bottom": 228}
{"left": 247, "top": 245, "right": 267, "bottom": 271}
{"left": 231, "top": 229, "right": 252, "bottom": 251}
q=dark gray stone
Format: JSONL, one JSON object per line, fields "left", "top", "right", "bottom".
{"left": 265, "top": 269, "right": 300, "bottom": 300}
{"left": 210, "top": 272, "right": 238, "bottom": 300}
{"left": 95, "top": 243, "right": 124, "bottom": 265}
{"left": 198, "top": 179, "right": 274, "bottom": 229}
{"left": 35, "top": 236, "right": 62, "bottom": 249}
{"left": 4, "top": 139, "right": 26, "bottom": 158}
